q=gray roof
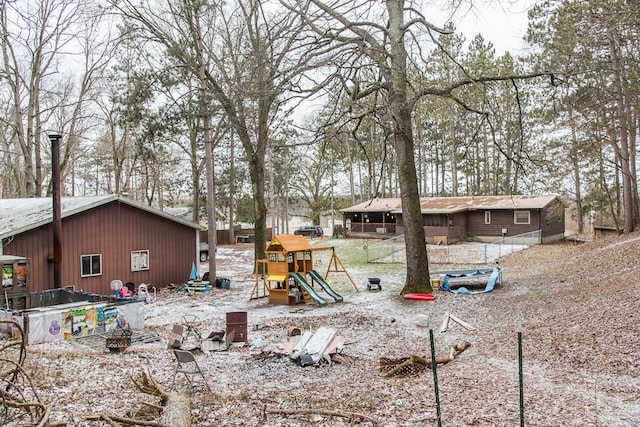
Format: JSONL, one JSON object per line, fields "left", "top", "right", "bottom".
{"left": 0, "top": 195, "right": 200, "bottom": 240}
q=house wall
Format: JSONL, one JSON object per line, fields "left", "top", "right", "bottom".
{"left": 3, "top": 201, "right": 197, "bottom": 294}
{"left": 466, "top": 209, "right": 543, "bottom": 241}
{"left": 342, "top": 212, "right": 397, "bottom": 235}
{"left": 541, "top": 199, "right": 566, "bottom": 242}
{"left": 422, "top": 212, "right": 467, "bottom": 243}
{"left": 342, "top": 198, "right": 566, "bottom": 244}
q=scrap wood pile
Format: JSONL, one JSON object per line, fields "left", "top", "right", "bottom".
{"left": 279, "top": 326, "right": 346, "bottom": 366}
{"left": 379, "top": 341, "right": 471, "bottom": 377}
{"left": 167, "top": 314, "right": 240, "bottom": 353}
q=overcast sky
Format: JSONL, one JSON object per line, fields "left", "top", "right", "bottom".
{"left": 437, "top": 0, "right": 537, "bottom": 55}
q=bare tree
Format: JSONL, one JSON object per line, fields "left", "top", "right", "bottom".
{"left": 110, "top": 0, "right": 325, "bottom": 270}
{"left": 0, "top": 0, "right": 108, "bottom": 197}
{"left": 284, "top": 0, "right": 552, "bottom": 293}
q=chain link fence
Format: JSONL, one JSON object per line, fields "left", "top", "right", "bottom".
{"left": 365, "top": 231, "right": 540, "bottom": 264}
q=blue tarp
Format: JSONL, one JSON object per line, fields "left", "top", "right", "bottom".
{"left": 189, "top": 262, "right": 198, "bottom": 280}
{"left": 440, "top": 266, "right": 502, "bottom": 295}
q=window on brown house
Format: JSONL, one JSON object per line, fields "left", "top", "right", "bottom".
{"left": 81, "top": 254, "right": 102, "bottom": 277}
{"left": 131, "top": 250, "right": 150, "bottom": 271}
{"left": 514, "top": 211, "right": 530, "bottom": 225}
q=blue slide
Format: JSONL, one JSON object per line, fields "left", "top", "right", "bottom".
{"left": 289, "top": 273, "right": 328, "bottom": 307}
{"left": 308, "top": 270, "right": 343, "bottom": 303}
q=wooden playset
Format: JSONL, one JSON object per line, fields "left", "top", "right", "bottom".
{"left": 251, "top": 234, "right": 358, "bottom": 306}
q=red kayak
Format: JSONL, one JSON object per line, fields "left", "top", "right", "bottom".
{"left": 403, "top": 293, "right": 436, "bottom": 301}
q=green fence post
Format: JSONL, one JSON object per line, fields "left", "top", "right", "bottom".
{"left": 429, "top": 320, "right": 442, "bottom": 427}
{"left": 518, "top": 314, "right": 525, "bottom": 427}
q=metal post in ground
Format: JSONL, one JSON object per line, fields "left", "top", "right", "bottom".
{"left": 429, "top": 320, "right": 442, "bottom": 427}
{"left": 518, "top": 314, "right": 525, "bottom": 427}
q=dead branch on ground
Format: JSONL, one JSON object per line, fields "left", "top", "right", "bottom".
{"left": 0, "top": 320, "right": 63, "bottom": 426}
{"left": 85, "top": 413, "right": 171, "bottom": 427}
{"left": 90, "top": 370, "right": 191, "bottom": 427}
{"left": 264, "top": 405, "right": 379, "bottom": 425}
{"left": 379, "top": 341, "right": 471, "bottom": 377}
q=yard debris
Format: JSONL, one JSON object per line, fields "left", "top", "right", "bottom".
{"left": 200, "top": 330, "right": 235, "bottom": 352}
{"left": 264, "top": 406, "right": 379, "bottom": 426}
{"left": 440, "top": 309, "right": 450, "bottom": 332}
{"left": 287, "top": 326, "right": 301, "bottom": 336}
{"left": 437, "top": 311, "right": 476, "bottom": 332}
{"left": 167, "top": 314, "right": 238, "bottom": 352}
{"left": 279, "top": 326, "right": 345, "bottom": 367}
{"left": 438, "top": 266, "right": 502, "bottom": 294}
{"left": 105, "top": 323, "right": 133, "bottom": 353}
{"left": 448, "top": 313, "right": 476, "bottom": 331}
{"left": 74, "top": 328, "right": 161, "bottom": 350}
{"left": 0, "top": 320, "right": 61, "bottom": 426}
{"left": 379, "top": 341, "right": 471, "bottom": 377}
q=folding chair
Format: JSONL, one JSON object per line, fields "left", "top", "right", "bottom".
{"left": 172, "top": 349, "right": 211, "bottom": 394}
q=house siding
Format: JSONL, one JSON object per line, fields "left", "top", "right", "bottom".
{"left": 422, "top": 212, "right": 467, "bottom": 243}
{"left": 3, "top": 201, "right": 197, "bottom": 294}
{"left": 461, "top": 209, "right": 543, "bottom": 240}
{"left": 342, "top": 196, "right": 565, "bottom": 243}
{"left": 541, "top": 199, "right": 565, "bottom": 241}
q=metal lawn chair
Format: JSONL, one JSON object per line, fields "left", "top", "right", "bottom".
{"left": 171, "top": 349, "right": 211, "bottom": 394}
{"left": 181, "top": 314, "right": 202, "bottom": 341}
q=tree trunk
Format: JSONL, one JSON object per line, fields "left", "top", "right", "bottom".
{"left": 250, "top": 153, "right": 268, "bottom": 266}
{"left": 193, "top": 5, "right": 217, "bottom": 281}
{"left": 129, "top": 371, "right": 193, "bottom": 427}
{"left": 386, "top": 0, "right": 431, "bottom": 294}
{"left": 228, "top": 131, "right": 235, "bottom": 244}
{"left": 609, "top": 31, "right": 635, "bottom": 233}
{"left": 160, "top": 392, "right": 192, "bottom": 427}
{"left": 568, "top": 104, "right": 583, "bottom": 234}
{"left": 450, "top": 121, "right": 458, "bottom": 196}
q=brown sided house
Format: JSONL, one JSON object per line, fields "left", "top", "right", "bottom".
{"left": 0, "top": 195, "right": 200, "bottom": 296}
{"left": 341, "top": 195, "right": 565, "bottom": 244}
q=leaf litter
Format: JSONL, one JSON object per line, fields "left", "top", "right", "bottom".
{"left": 22, "top": 233, "right": 640, "bottom": 426}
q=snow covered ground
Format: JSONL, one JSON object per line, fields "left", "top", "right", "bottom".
{"left": 9, "top": 236, "right": 640, "bottom": 426}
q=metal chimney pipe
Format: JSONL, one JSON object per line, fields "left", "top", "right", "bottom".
{"left": 49, "top": 133, "right": 62, "bottom": 289}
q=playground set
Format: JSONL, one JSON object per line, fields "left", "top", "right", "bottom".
{"left": 252, "top": 235, "right": 358, "bottom": 307}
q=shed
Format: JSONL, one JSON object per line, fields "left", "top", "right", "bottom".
{"left": 0, "top": 195, "right": 200, "bottom": 297}
{"left": 593, "top": 225, "right": 620, "bottom": 240}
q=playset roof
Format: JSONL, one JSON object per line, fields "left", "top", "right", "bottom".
{"left": 265, "top": 234, "right": 313, "bottom": 252}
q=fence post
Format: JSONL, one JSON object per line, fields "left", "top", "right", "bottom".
{"left": 518, "top": 314, "right": 525, "bottom": 426}
{"left": 429, "top": 319, "right": 443, "bottom": 427}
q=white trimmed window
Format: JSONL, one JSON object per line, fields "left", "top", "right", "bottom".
{"left": 81, "top": 254, "right": 102, "bottom": 277}
{"left": 131, "top": 250, "right": 150, "bottom": 271}
{"left": 514, "top": 211, "right": 531, "bottom": 225}
{"left": 484, "top": 211, "right": 491, "bottom": 224}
